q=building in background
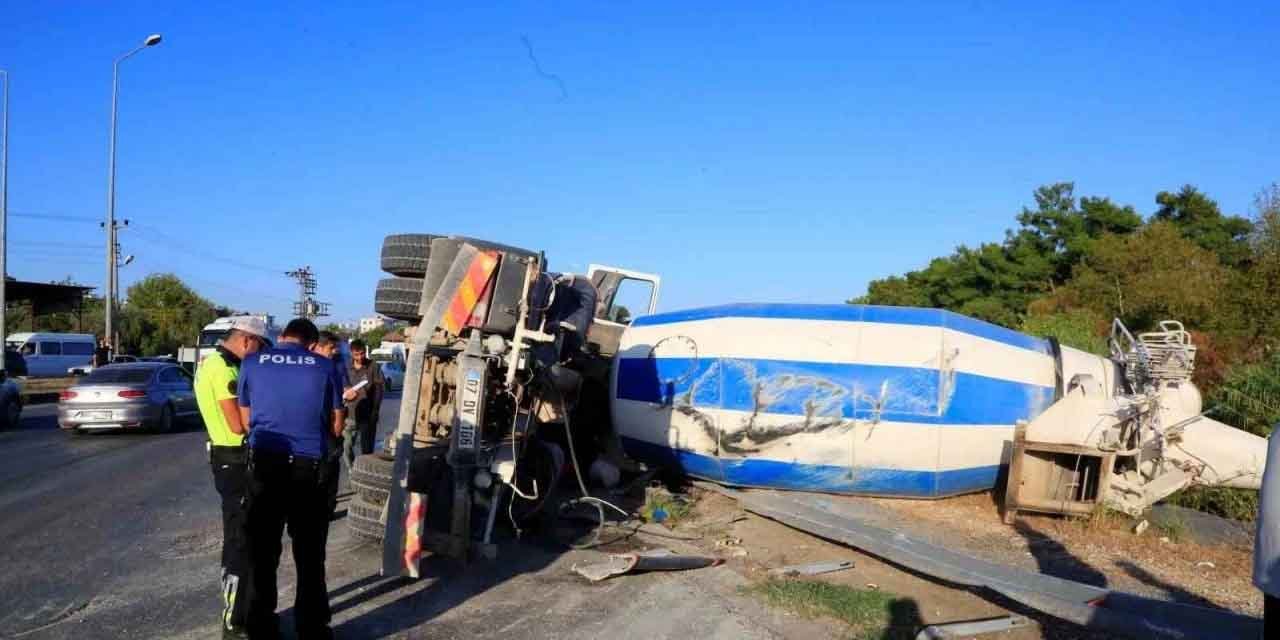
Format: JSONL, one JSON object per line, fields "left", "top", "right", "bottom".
{"left": 359, "top": 315, "right": 392, "bottom": 334}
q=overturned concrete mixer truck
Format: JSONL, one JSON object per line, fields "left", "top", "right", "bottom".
{"left": 348, "top": 234, "right": 1267, "bottom": 574}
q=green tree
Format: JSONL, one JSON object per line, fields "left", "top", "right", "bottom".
{"left": 1007, "top": 183, "right": 1142, "bottom": 286}
{"left": 1233, "top": 184, "right": 1280, "bottom": 351}
{"left": 1020, "top": 307, "right": 1108, "bottom": 355}
{"left": 1207, "top": 353, "right": 1280, "bottom": 437}
{"left": 360, "top": 325, "right": 391, "bottom": 349}
{"left": 857, "top": 183, "right": 1141, "bottom": 328}
{"left": 118, "top": 274, "right": 219, "bottom": 356}
{"left": 1153, "top": 185, "right": 1254, "bottom": 268}
{"left": 1056, "top": 222, "right": 1230, "bottom": 331}
{"left": 321, "top": 323, "right": 352, "bottom": 339}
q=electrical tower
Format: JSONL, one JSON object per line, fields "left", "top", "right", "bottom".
{"left": 285, "top": 265, "right": 330, "bottom": 320}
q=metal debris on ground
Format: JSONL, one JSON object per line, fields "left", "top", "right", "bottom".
{"left": 705, "top": 484, "right": 1262, "bottom": 639}
{"left": 915, "top": 615, "right": 1035, "bottom": 639}
{"left": 571, "top": 548, "right": 723, "bottom": 582}
{"left": 768, "top": 560, "right": 854, "bottom": 578}
{"left": 714, "top": 537, "right": 742, "bottom": 548}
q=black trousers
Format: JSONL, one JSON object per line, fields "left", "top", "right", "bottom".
{"left": 246, "top": 453, "right": 333, "bottom": 638}
{"left": 211, "top": 461, "right": 252, "bottom": 631}
{"left": 359, "top": 421, "right": 377, "bottom": 457}
{"left": 1267, "top": 594, "right": 1279, "bottom": 638}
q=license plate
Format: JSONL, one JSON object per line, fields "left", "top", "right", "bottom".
{"left": 78, "top": 410, "right": 112, "bottom": 420}
{"left": 456, "top": 370, "right": 482, "bottom": 451}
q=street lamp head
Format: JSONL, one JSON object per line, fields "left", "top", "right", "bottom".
{"left": 144, "top": 34, "right": 162, "bottom": 47}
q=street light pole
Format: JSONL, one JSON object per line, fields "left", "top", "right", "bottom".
{"left": 104, "top": 33, "right": 161, "bottom": 353}
{"left": 1, "top": 69, "right": 8, "bottom": 375}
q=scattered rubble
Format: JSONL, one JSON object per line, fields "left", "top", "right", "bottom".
{"left": 768, "top": 560, "right": 854, "bottom": 578}
{"left": 571, "top": 548, "right": 723, "bottom": 582}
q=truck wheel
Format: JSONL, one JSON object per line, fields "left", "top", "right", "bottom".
{"left": 381, "top": 234, "right": 439, "bottom": 278}
{"left": 347, "top": 495, "right": 386, "bottom": 543}
{"left": 350, "top": 453, "right": 394, "bottom": 505}
{"left": 373, "top": 277, "right": 424, "bottom": 321}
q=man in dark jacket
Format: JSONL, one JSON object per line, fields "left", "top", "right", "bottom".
{"left": 342, "top": 339, "right": 385, "bottom": 465}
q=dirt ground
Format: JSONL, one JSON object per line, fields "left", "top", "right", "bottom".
{"left": 660, "top": 487, "right": 1259, "bottom": 639}
{"left": 872, "top": 492, "right": 1259, "bottom": 615}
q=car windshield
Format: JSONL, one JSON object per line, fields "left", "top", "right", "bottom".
{"left": 83, "top": 368, "right": 154, "bottom": 384}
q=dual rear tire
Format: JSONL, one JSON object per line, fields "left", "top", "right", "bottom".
{"left": 348, "top": 453, "right": 394, "bottom": 543}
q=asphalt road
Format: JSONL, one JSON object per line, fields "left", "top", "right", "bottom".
{"left": 0, "top": 396, "right": 821, "bottom": 640}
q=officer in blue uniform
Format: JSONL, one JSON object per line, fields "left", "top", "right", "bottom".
{"left": 237, "top": 318, "right": 345, "bottom": 640}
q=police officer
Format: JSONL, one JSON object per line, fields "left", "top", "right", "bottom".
{"left": 311, "top": 331, "right": 350, "bottom": 523}
{"left": 238, "top": 319, "right": 345, "bottom": 640}
{"left": 194, "top": 317, "right": 268, "bottom": 639}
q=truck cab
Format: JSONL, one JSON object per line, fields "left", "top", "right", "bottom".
{"left": 178, "top": 315, "right": 281, "bottom": 371}
{"left": 585, "top": 265, "right": 661, "bottom": 355}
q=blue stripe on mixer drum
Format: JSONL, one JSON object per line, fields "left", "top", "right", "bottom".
{"left": 616, "top": 356, "right": 1055, "bottom": 426}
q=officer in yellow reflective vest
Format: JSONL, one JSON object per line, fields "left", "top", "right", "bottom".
{"left": 195, "top": 317, "right": 268, "bottom": 639}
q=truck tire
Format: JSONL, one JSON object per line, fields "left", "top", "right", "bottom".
{"left": 347, "top": 495, "right": 386, "bottom": 544}
{"left": 374, "top": 277, "right": 424, "bottom": 321}
{"left": 420, "top": 237, "right": 462, "bottom": 313}
{"left": 381, "top": 234, "right": 439, "bottom": 278}
{"left": 350, "top": 453, "right": 394, "bottom": 505}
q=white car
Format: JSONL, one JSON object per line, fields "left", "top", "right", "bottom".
{"left": 379, "top": 360, "right": 404, "bottom": 391}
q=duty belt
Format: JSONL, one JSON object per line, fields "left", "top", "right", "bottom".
{"left": 249, "top": 449, "right": 322, "bottom": 468}
{"left": 208, "top": 443, "right": 248, "bottom": 466}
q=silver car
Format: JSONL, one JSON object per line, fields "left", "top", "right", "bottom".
{"left": 58, "top": 363, "right": 199, "bottom": 433}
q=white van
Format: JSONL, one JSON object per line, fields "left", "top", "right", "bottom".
{"left": 369, "top": 343, "right": 406, "bottom": 391}
{"left": 6, "top": 333, "right": 96, "bottom": 378}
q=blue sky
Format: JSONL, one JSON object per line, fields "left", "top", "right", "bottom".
{"left": 2, "top": 2, "right": 1277, "bottom": 323}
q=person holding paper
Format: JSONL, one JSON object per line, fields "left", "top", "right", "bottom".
{"left": 341, "top": 338, "right": 385, "bottom": 467}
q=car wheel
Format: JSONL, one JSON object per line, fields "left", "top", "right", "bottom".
{"left": 373, "top": 277, "right": 424, "bottom": 322}
{"left": 156, "top": 404, "right": 174, "bottom": 434}
{"left": 3, "top": 398, "right": 19, "bottom": 430}
{"left": 380, "top": 233, "right": 439, "bottom": 278}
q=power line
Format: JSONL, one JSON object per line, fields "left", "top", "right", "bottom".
{"left": 129, "top": 225, "right": 286, "bottom": 274}
{"left": 155, "top": 269, "right": 296, "bottom": 306}
{"left": 10, "top": 211, "right": 99, "bottom": 223}
{"left": 13, "top": 241, "right": 100, "bottom": 249}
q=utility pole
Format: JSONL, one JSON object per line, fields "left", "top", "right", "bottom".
{"left": 100, "top": 218, "right": 129, "bottom": 345}
{"left": 286, "top": 266, "right": 330, "bottom": 321}
{"left": 113, "top": 226, "right": 134, "bottom": 328}
{"left": 104, "top": 34, "right": 162, "bottom": 353}
{"left": 0, "top": 69, "right": 8, "bottom": 375}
